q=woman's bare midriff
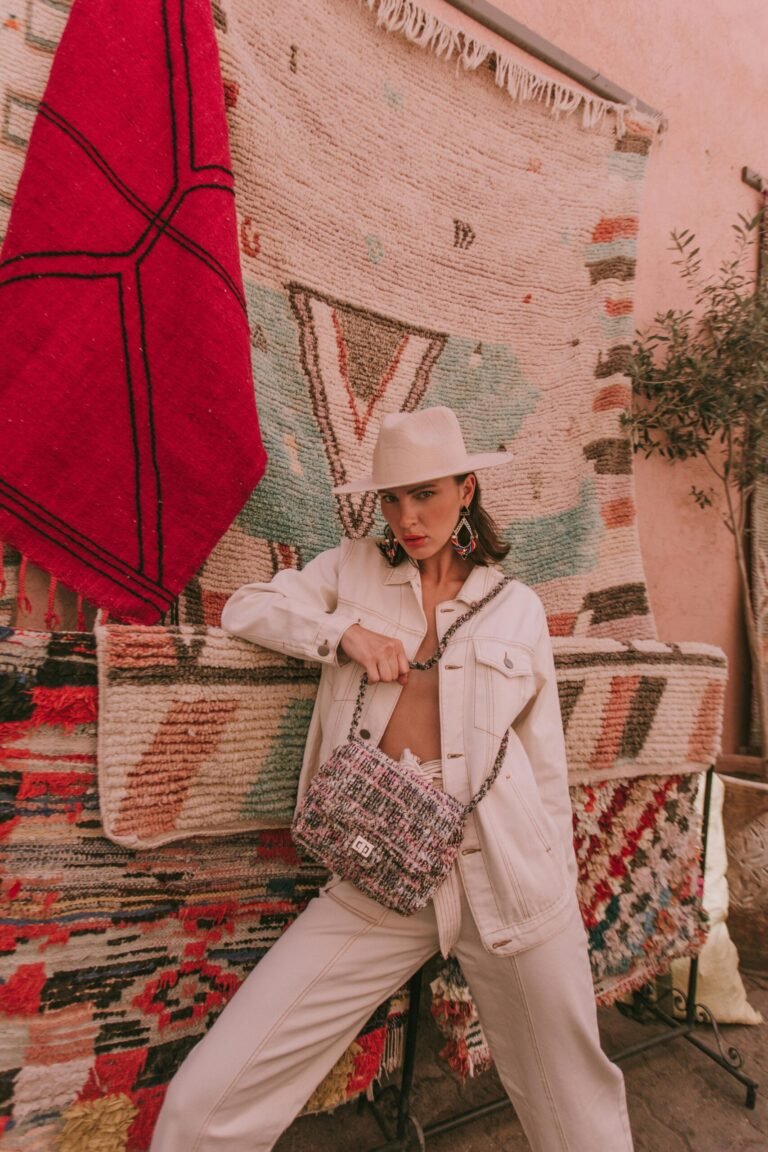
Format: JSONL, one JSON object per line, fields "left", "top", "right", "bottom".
{"left": 378, "top": 660, "right": 441, "bottom": 764}
{"left": 378, "top": 580, "right": 459, "bottom": 764}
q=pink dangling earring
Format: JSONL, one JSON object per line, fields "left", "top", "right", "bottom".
{"left": 379, "top": 525, "right": 402, "bottom": 565}
{"left": 451, "top": 507, "right": 477, "bottom": 559}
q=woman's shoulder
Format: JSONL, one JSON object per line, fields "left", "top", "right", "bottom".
{"left": 480, "top": 567, "right": 547, "bottom": 629}
{"left": 477, "top": 564, "right": 542, "bottom": 604}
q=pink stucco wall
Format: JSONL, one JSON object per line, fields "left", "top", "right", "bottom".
{"left": 418, "top": 0, "right": 768, "bottom": 753}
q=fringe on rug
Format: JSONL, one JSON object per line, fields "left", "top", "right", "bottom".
{"left": 362, "top": 0, "right": 664, "bottom": 138}
{"left": 430, "top": 957, "right": 493, "bottom": 1081}
{"left": 0, "top": 540, "right": 20, "bottom": 626}
{"left": 302, "top": 988, "right": 410, "bottom": 1113}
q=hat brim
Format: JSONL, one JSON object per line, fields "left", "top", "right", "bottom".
{"left": 332, "top": 450, "right": 514, "bottom": 495}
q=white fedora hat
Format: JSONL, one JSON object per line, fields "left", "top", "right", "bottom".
{"left": 333, "top": 407, "right": 513, "bottom": 494}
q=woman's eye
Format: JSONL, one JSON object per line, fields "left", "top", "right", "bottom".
{"left": 415, "top": 490, "right": 434, "bottom": 500}
{"left": 381, "top": 493, "right": 396, "bottom": 505}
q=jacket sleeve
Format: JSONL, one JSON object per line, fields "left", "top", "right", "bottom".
{"left": 220, "top": 544, "right": 361, "bottom": 666}
{"left": 514, "top": 608, "right": 578, "bottom": 889}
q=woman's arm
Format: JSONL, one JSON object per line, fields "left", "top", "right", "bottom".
{"left": 513, "top": 610, "right": 578, "bottom": 888}
{"left": 221, "top": 547, "right": 358, "bottom": 666}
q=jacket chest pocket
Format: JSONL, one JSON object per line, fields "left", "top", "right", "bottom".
{"left": 473, "top": 639, "right": 535, "bottom": 737}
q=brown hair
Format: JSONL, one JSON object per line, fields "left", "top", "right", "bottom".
{"left": 378, "top": 474, "right": 510, "bottom": 567}
{"left": 456, "top": 474, "right": 510, "bottom": 565}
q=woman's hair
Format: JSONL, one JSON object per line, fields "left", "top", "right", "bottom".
{"left": 457, "top": 474, "right": 511, "bottom": 565}
{"left": 378, "top": 474, "right": 510, "bottom": 567}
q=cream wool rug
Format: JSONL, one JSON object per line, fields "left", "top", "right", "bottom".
{"left": 181, "top": 0, "right": 663, "bottom": 638}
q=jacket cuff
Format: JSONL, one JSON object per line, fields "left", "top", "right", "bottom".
{"left": 312, "top": 609, "right": 361, "bottom": 666}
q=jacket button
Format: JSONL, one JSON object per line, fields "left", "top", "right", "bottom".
{"left": 359, "top": 728, "right": 371, "bottom": 740}
{"left": 503, "top": 654, "right": 514, "bottom": 669}
{"left": 317, "top": 642, "right": 330, "bottom": 656}
{"left": 461, "top": 846, "right": 481, "bottom": 855}
{"left": 492, "top": 939, "right": 511, "bottom": 949}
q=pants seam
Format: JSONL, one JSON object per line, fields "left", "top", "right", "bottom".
{"left": 508, "top": 955, "right": 570, "bottom": 1151}
{"left": 189, "top": 913, "right": 384, "bottom": 1152}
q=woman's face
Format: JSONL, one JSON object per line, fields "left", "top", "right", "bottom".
{"left": 379, "top": 474, "right": 476, "bottom": 561}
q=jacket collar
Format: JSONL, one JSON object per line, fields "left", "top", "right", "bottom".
{"left": 383, "top": 560, "right": 502, "bottom": 605}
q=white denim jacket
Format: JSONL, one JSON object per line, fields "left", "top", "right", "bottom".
{"left": 222, "top": 538, "right": 578, "bottom": 955}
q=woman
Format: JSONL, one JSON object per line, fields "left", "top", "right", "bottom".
{"left": 151, "top": 406, "right": 634, "bottom": 1151}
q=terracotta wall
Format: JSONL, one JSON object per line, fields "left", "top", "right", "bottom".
{"left": 418, "top": 0, "right": 768, "bottom": 753}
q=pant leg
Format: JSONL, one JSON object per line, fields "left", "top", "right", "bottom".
{"left": 150, "top": 879, "right": 439, "bottom": 1152}
{"left": 454, "top": 892, "right": 634, "bottom": 1152}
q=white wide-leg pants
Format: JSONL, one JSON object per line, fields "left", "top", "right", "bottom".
{"left": 150, "top": 876, "right": 633, "bottom": 1152}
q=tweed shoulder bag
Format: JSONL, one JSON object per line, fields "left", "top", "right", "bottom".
{"left": 291, "top": 575, "right": 513, "bottom": 915}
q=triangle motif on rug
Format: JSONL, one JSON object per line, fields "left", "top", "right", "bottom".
{"left": 289, "top": 285, "right": 447, "bottom": 537}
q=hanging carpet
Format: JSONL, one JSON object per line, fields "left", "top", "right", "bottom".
{"left": 0, "top": 0, "right": 266, "bottom": 624}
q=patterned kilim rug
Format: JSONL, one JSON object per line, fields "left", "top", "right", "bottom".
{"left": 169, "top": 0, "right": 665, "bottom": 638}
{"left": 0, "top": 629, "right": 407, "bottom": 1148}
{"left": 0, "top": 0, "right": 266, "bottom": 624}
{"left": 96, "top": 626, "right": 727, "bottom": 847}
{"left": 94, "top": 623, "right": 725, "bottom": 1087}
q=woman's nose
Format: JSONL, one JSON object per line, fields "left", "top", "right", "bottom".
{"left": 399, "top": 503, "right": 418, "bottom": 527}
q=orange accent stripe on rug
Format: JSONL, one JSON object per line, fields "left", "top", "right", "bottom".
{"left": 593, "top": 382, "right": 631, "bottom": 411}
{"left": 600, "top": 497, "right": 636, "bottom": 528}
{"left": 27, "top": 1004, "right": 98, "bottom": 1064}
{"left": 591, "top": 216, "right": 639, "bottom": 243}
{"left": 687, "top": 680, "right": 726, "bottom": 763}
{"left": 113, "top": 698, "right": 239, "bottom": 839}
{"left": 107, "top": 630, "right": 180, "bottom": 668}
{"left": 604, "top": 298, "right": 634, "bottom": 317}
{"left": 546, "top": 613, "right": 577, "bottom": 637}
{"left": 590, "top": 675, "right": 641, "bottom": 771}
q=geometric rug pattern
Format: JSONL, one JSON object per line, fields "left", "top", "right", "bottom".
{"left": 95, "top": 626, "right": 727, "bottom": 848}
{"left": 1, "top": 624, "right": 726, "bottom": 1145}
{"left": 0, "top": 629, "right": 405, "bottom": 1148}
{"left": 180, "top": 0, "right": 663, "bottom": 642}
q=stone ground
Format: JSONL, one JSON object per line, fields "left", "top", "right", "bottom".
{"left": 275, "top": 971, "right": 767, "bottom": 1152}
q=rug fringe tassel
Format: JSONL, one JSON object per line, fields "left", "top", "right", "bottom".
{"left": 44, "top": 574, "right": 61, "bottom": 630}
{"left": 363, "top": 0, "right": 663, "bottom": 137}
{"left": 0, "top": 541, "right": 6, "bottom": 599}
{"left": 16, "top": 554, "right": 32, "bottom": 617}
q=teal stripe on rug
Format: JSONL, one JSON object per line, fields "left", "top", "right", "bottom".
{"left": 240, "top": 696, "right": 316, "bottom": 823}
{"left": 502, "top": 477, "right": 603, "bottom": 585}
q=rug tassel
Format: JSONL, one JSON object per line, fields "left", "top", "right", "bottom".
{"left": 16, "top": 554, "right": 32, "bottom": 616}
{"left": 44, "top": 574, "right": 61, "bottom": 630}
{"left": 0, "top": 542, "right": 6, "bottom": 599}
{"left": 363, "top": 0, "right": 662, "bottom": 138}
{"left": 76, "top": 593, "right": 86, "bottom": 632}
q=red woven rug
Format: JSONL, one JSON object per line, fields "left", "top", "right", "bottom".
{"left": 0, "top": 0, "right": 266, "bottom": 624}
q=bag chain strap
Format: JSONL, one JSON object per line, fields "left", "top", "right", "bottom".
{"left": 347, "top": 574, "right": 515, "bottom": 816}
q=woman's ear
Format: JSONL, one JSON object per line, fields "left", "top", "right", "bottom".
{"left": 461, "top": 473, "right": 477, "bottom": 506}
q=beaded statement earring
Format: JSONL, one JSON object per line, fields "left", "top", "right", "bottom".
{"left": 379, "top": 524, "right": 403, "bottom": 566}
{"left": 451, "top": 507, "right": 477, "bottom": 559}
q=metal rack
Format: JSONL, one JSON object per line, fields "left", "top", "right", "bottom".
{"left": 365, "top": 768, "right": 758, "bottom": 1151}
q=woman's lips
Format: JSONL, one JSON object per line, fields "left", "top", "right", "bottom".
{"left": 403, "top": 535, "right": 427, "bottom": 544}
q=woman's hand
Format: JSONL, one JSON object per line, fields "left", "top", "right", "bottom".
{"left": 340, "top": 624, "right": 409, "bottom": 685}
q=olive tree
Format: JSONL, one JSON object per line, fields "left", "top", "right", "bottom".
{"left": 622, "top": 213, "right": 768, "bottom": 774}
